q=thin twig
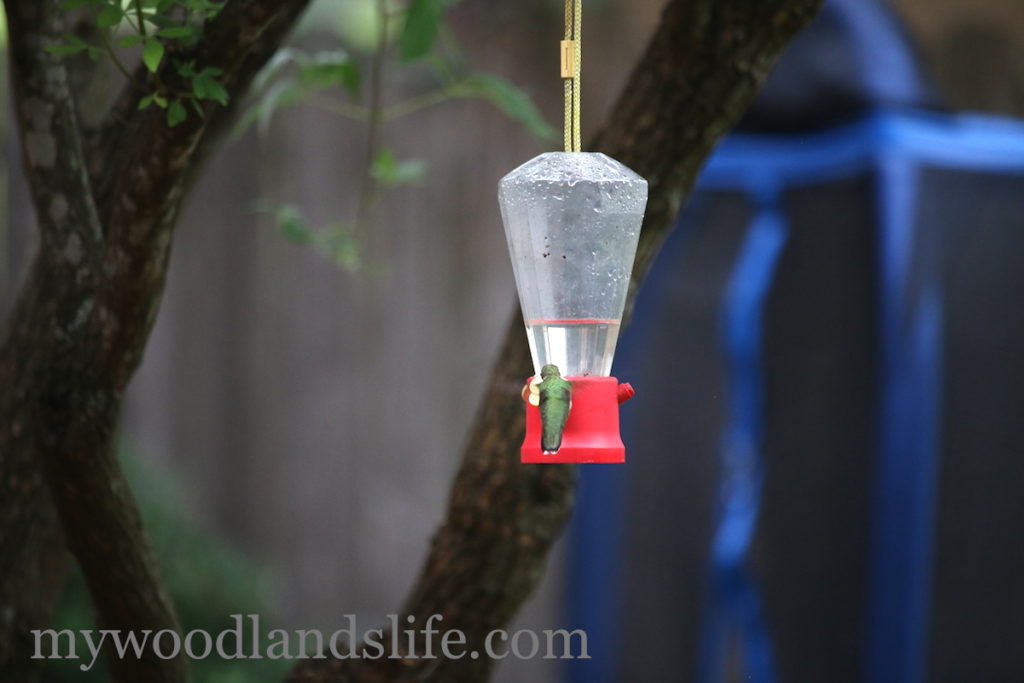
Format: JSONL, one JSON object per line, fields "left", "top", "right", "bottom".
{"left": 134, "top": 0, "right": 148, "bottom": 37}
{"left": 355, "top": 0, "right": 390, "bottom": 233}
{"left": 381, "top": 86, "right": 457, "bottom": 121}
{"left": 98, "top": 29, "right": 148, "bottom": 92}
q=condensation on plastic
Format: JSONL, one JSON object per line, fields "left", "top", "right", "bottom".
{"left": 499, "top": 152, "right": 648, "bottom": 376}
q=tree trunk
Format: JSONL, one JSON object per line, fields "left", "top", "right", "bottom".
{"left": 288, "top": 0, "right": 822, "bottom": 681}
{"left": 0, "top": 1, "right": 312, "bottom": 680}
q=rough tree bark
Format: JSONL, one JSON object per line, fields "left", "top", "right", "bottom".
{"left": 0, "top": 1, "right": 312, "bottom": 681}
{"left": 288, "top": 0, "right": 822, "bottom": 682}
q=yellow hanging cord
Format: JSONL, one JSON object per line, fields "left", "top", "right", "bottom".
{"left": 561, "top": 0, "right": 582, "bottom": 153}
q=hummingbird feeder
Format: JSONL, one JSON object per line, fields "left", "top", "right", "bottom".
{"left": 497, "top": 0, "right": 648, "bottom": 463}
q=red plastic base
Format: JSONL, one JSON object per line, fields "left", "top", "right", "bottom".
{"left": 521, "top": 376, "right": 635, "bottom": 464}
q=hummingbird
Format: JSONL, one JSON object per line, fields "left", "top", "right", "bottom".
{"left": 537, "top": 364, "right": 573, "bottom": 453}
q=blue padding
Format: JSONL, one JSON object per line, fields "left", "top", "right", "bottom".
{"left": 864, "top": 156, "right": 944, "bottom": 683}
{"left": 566, "top": 465, "right": 628, "bottom": 683}
{"left": 693, "top": 108, "right": 1021, "bottom": 683}
{"left": 564, "top": 107, "right": 1024, "bottom": 683}
{"left": 699, "top": 200, "right": 788, "bottom": 683}
{"left": 701, "top": 110, "right": 1024, "bottom": 193}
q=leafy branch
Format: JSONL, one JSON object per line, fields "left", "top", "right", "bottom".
{"left": 45, "top": 0, "right": 228, "bottom": 126}
{"left": 240, "top": 0, "right": 555, "bottom": 273}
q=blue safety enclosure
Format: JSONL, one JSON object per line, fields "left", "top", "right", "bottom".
{"left": 566, "top": 1, "right": 1024, "bottom": 682}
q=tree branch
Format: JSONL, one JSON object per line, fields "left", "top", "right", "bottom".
{"left": 287, "top": 0, "right": 821, "bottom": 681}
{"left": 0, "top": 1, "right": 312, "bottom": 680}
{"left": 0, "top": 1, "right": 105, "bottom": 678}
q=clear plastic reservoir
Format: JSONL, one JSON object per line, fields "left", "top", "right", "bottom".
{"left": 498, "top": 152, "right": 648, "bottom": 377}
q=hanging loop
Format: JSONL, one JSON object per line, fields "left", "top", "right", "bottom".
{"left": 563, "top": 0, "right": 582, "bottom": 152}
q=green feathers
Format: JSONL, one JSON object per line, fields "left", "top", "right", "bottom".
{"left": 538, "top": 364, "right": 572, "bottom": 453}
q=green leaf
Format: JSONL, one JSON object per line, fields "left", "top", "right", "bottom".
{"left": 400, "top": 0, "right": 443, "bottom": 62}
{"left": 371, "top": 148, "right": 427, "bottom": 187}
{"left": 460, "top": 73, "right": 557, "bottom": 142}
{"left": 158, "top": 26, "right": 194, "bottom": 39}
{"left": 45, "top": 39, "right": 88, "bottom": 57}
{"left": 118, "top": 34, "right": 146, "bottom": 48}
{"left": 249, "top": 203, "right": 367, "bottom": 274}
{"left": 326, "top": 223, "right": 363, "bottom": 272}
{"left": 193, "top": 73, "right": 229, "bottom": 106}
{"left": 191, "top": 75, "right": 208, "bottom": 99}
{"left": 339, "top": 62, "right": 361, "bottom": 95}
{"left": 60, "top": 0, "right": 103, "bottom": 10}
{"left": 138, "top": 93, "right": 168, "bottom": 111}
{"left": 46, "top": 34, "right": 93, "bottom": 57}
{"left": 274, "top": 206, "right": 313, "bottom": 245}
{"left": 167, "top": 99, "right": 187, "bottom": 127}
{"left": 142, "top": 12, "right": 177, "bottom": 30}
{"left": 182, "top": 0, "right": 221, "bottom": 18}
{"left": 176, "top": 59, "right": 198, "bottom": 78}
{"left": 142, "top": 37, "right": 165, "bottom": 73}
{"left": 97, "top": 5, "right": 124, "bottom": 28}
{"left": 299, "top": 52, "right": 360, "bottom": 96}
{"left": 205, "top": 80, "right": 230, "bottom": 106}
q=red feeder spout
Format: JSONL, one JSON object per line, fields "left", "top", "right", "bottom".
{"left": 521, "top": 376, "right": 635, "bottom": 464}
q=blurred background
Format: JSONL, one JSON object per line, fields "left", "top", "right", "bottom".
{"left": 2, "top": 0, "right": 1024, "bottom": 681}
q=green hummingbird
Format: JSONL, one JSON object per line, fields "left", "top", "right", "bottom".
{"left": 538, "top": 364, "right": 573, "bottom": 453}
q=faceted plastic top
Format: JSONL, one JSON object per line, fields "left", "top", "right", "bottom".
{"left": 498, "top": 152, "right": 648, "bottom": 376}
{"left": 501, "top": 151, "right": 648, "bottom": 187}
